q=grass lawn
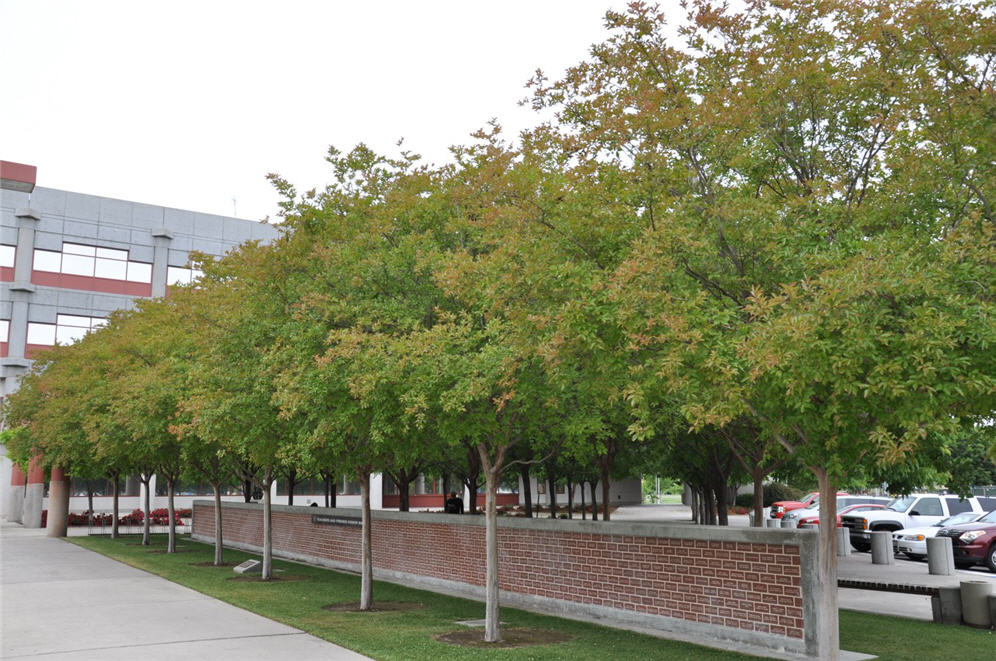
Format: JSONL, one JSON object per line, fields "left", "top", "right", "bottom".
{"left": 69, "top": 535, "right": 995, "bottom": 660}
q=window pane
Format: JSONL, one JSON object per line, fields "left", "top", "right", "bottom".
{"left": 915, "top": 497, "right": 942, "bottom": 516}
{"left": 63, "top": 243, "right": 96, "bottom": 256}
{"left": 33, "top": 249, "right": 62, "bottom": 273}
{"left": 167, "top": 266, "right": 190, "bottom": 285}
{"left": 56, "top": 325, "right": 89, "bottom": 344}
{"left": 56, "top": 314, "right": 91, "bottom": 327}
{"left": 94, "top": 257, "right": 127, "bottom": 280}
{"left": 126, "top": 261, "right": 152, "bottom": 283}
{"left": 90, "top": 318, "right": 107, "bottom": 329}
{"left": 26, "top": 323, "right": 56, "bottom": 345}
{"left": 62, "top": 253, "right": 94, "bottom": 277}
{"left": 0, "top": 245, "right": 14, "bottom": 268}
{"left": 945, "top": 497, "right": 971, "bottom": 514}
{"left": 0, "top": 319, "right": 9, "bottom": 342}
{"left": 95, "top": 247, "right": 127, "bottom": 261}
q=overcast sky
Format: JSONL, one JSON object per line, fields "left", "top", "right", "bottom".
{"left": 0, "top": 1, "right": 640, "bottom": 221}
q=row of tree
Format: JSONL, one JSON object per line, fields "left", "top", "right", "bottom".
{"left": 4, "top": 2, "right": 994, "bottom": 653}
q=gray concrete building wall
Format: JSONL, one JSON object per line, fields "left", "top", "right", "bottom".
{"left": 2, "top": 163, "right": 280, "bottom": 526}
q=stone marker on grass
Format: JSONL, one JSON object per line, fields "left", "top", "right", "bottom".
{"left": 234, "top": 559, "right": 262, "bottom": 575}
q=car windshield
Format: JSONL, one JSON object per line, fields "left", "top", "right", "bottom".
{"left": 887, "top": 496, "right": 916, "bottom": 512}
{"left": 935, "top": 511, "right": 978, "bottom": 527}
{"left": 979, "top": 510, "right": 996, "bottom": 524}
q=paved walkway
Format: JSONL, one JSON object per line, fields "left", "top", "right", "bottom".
{"left": 0, "top": 522, "right": 369, "bottom": 660}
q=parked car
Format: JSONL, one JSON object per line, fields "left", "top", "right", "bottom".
{"left": 794, "top": 502, "right": 888, "bottom": 528}
{"left": 770, "top": 491, "right": 849, "bottom": 519}
{"left": 841, "top": 494, "right": 994, "bottom": 552}
{"left": 891, "top": 511, "right": 985, "bottom": 560}
{"left": 935, "top": 509, "right": 996, "bottom": 572}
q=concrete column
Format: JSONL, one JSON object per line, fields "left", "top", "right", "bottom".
{"left": 780, "top": 518, "right": 796, "bottom": 529}
{"left": 932, "top": 586, "right": 962, "bottom": 625}
{"left": 870, "top": 530, "right": 894, "bottom": 564}
{"left": 369, "top": 473, "right": 383, "bottom": 510}
{"left": 46, "top": 466, "right": 70, "bottom": 537}
{"left": 22, "top": 454, "right": 44, "bottom": 528}
{"left": 13, "top": 207, "right": 40, "bottom": 282}
{"left": 150, "top": 229, "right": 172, "bottom": 298}
{"left": 7, "top": 464, "right": 26, "bottom": 523}
{"left": 764, "top": 518, "right": 781, "bottom": 528}
{"left": 960, "top": 581, "right": 993, "bottom": 628}
{"left": 927, "top": 536, "right": 955, "bottom": 575}
{"left": 834, "top": 526, "right": 849, "bottom": 556}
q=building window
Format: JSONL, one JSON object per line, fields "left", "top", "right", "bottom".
{"left": 27, "top": 315, "right": 105, "bottom": 347}
{"left": 0, "top": 319, "right": 9, "bottom": 343}
{"left": 33, "top": 242, "right": 152, "bottom": 283}
{"left": 167, "top": 266, "right": 203, "bottom": 286}
{"left": 0, "top": 245, "right": 14, "bottom": 268}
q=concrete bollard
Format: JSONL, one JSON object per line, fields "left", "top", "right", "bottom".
{"left": 765, "top": 518, "right": 781, "bottom": 529}
{"left": 960, "top": 580, "right": 994, "bottom": 628}
{"left": 837, "top": 526, "right": 851, "bottom": 557}
{"left": 871, "top": 530, "right": 894, "bottom": 564}
{"left": 926, "top": 536, "right": 955, "bottom": 576}
{"left": 781, "top": 518, "right": 796, "bottom": 529}
{"left": 932, "top": 586, "right": 962, "bottom": 625}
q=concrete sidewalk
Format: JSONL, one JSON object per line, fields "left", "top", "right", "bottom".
{"left": 0, "top": 522, "right": 369, "bottom": 660}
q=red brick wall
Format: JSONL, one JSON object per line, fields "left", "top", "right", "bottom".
{"left": 193, "top": 503, "right": 805, "bottom": 641}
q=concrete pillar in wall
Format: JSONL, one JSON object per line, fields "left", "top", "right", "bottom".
{"left": 22, "top": 455, "right": 45, "bottom": 528}
{"left": 369, "top": 473, "right": 383, "bottom": 510}
{"left": 7, "top": 464, "right": 26, "bottom": 523}
{"left": 13, "top": 207, "right": 40, "bottom": 282}
{"left": 46, "top": 466, "right": 70, "bottom": 537}
{"left": 150, "top": 229, "right": 173, "bottom": 298}
{"left": 125, "top": 473, "right": 140, "bottom": 496}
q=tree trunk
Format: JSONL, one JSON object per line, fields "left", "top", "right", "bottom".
{"left": 479, "top": 445, "right": 503, "bottom": 643}
{"left": 323, "top": 474, "right": 331, "bottom": 508}
{"left": 359, "top": 467, "right": 373, "bottom": 610}
{"left": 519, "top": 465, "right": 532, "bottom": 518}
{"left": 167, "top": 479, "right": 176, "bottom": 553}
{"left": 580, "top": 481, "right": 586, "bottom": 520}
{"left": 548, "top": 474, "right": 557, "bottom": 519}
{"left": 213, "top": 483, "right": 224, "bottom": 565}
{"left": 714, "top": 482, "right": 729, "bottom": 526}
{"left": 566, "top": 478, "right": 574, "bottom": 519}
{"left": 752, "top": 470, "right": 765, "bottom": 527}
{"left": 397, "top": 473, "right": 412, "bottom": 512}
{"left": 243, "top": 478, "right": 253, "bottom": 503}
{"left": 467, "top": 483, "right": 478, "bottom": 514}
{"left": 589, "top": 481, "right": 598, "bottom": 521}
{"left": 599, "top": 462, "right": 611, "bottom": 521}
{"left": 703, "top": 486, "right": 716, "bottom": 525}
{"left": 287, "top": 468, "right": 297, "bottom": 506}
{"left": 262, "top": 471, "right": 273, "bottom": 580}
{"left": 111, "top": 475, "right": 120, "bottom": 539}
{"left": 813, "top": 465, "right": 839, "bottom": 660}
{"left": 86, "top": 482, "right": 94, "bottom": 526}
{"left": 141, "top": 474, "right": 152, "bottom": 545}
{"left": 690, "top": 486, "right": 700, "bottom": 524}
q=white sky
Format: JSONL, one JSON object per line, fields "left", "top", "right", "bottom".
{"left": 0, "top": 0, "right": 642, "bottom": 221}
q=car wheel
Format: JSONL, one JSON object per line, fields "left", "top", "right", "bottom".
{"left": 986, "top": 543, "right": 996, "bottom": 573}
{"left": 852, "top": 541, "right": 870, "bottom": 552}
{"left": 904, "top": 553, "right": 925, "bottom": 561}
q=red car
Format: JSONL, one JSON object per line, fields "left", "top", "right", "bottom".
{"left": 795, "top": 503, "right": 886, "bottom": 528}
{"left": 936, "top": 509, "right": 996, "bottom": 572}
{"left": 770, "top": 491, "right": 848, "bottom": 519}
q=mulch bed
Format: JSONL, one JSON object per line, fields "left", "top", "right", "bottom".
{"left": 435, "top": 628, "right": 572, "bottom": 648}
{"left": 321, "top": 601, "right": 424, "bottom": 613}
{"left": 227, "top": 573, "right": 310, "bottom": 582}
